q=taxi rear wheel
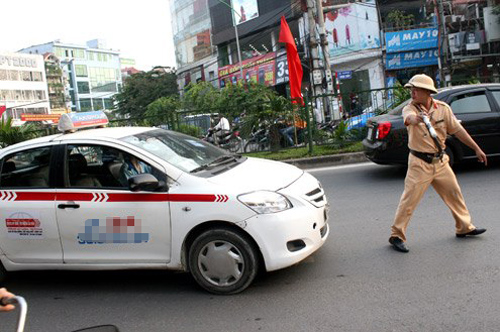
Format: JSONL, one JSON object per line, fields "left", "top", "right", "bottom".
{"left": 188, "top": 228, "right": 258, "bottom": 295}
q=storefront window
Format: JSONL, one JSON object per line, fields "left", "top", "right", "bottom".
{"left": 9, "top": 71, "right": 20, "bottom": 81}
{"left": 75, "top": 65, "right": 88, "bottom": 77}
{"left": 340, "top": 70, "right": 371, "bottom": 116}
{"left": 93, "top": 98, "right": 103, "bottom": 110}
{"left": 21, "top": 71, "right": 31, "bottom": 81}
{"left": 77, "top": 81, "right": 90, "bottom": 94}
{"left": 104, "top": 98, "right": 114, "bottom": 109}
{"left": 79, "top": 98, "right": 92, "bottom": 112}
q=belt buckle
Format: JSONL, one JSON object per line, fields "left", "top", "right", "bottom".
{"left": 432, "top": 156, "right": 440, "bottom": 164}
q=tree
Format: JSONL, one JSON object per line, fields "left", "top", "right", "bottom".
{"left": 113, "top": 69, "right": 178, "bottom": 120}
{"left": 182, "top": 81, "right": 222, "bottom": 114}
{"left": 0, "top": 117, "right": 38, "bottom": 147}
{"left": 386, "top": 10, "right": 415, "bottom": 29}
{"left": 144, "top": 96, "right": 180, "bottom": 128}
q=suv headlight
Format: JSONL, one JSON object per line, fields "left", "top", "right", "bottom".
{"left": 238, "top": 191, "right": 292, "bottom": 214}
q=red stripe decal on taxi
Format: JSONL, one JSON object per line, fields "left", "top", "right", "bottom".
{"left": 3, "top": 191, "right": 228, "bottom": 203}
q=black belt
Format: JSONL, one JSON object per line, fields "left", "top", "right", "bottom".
{"left": 410, "top": 150, "right": 444, "bottom": 164}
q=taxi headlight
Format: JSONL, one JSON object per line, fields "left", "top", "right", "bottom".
{"left": 238, "top": 191, "right": 292, "bottom": 214}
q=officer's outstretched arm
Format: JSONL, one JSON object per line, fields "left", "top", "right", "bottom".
{"left": 454, "top": 129, "right": 487, "bottom": 166}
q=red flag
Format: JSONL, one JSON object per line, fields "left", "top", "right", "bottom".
{"left": 0, "top": 106, "right": 6, "bottom": 118}
{"left": 279, "top": 16, "right": 303, "bottom": 105}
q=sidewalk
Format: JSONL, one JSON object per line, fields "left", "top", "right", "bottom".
{"left": 284, "top": 151, "right": 368, "bottom": 169}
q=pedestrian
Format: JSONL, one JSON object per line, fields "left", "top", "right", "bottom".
{"left": 279, "top": 113, "right": 306, "bottom": 147}
{"left": 389, "top": 74, "right": 487, "bottom": 253}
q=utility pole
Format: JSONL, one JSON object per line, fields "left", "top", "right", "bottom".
{"left": 306, "top": 0, "right": 326, "bottom": 122}
{"left": 315, "top": 0, "right": 337, "bottom": 121}
{"left": 219, "top": 0, "right": 244, "bottom": 81}
{"left": 437, "top": 0, "right": 451, "bottom": 86}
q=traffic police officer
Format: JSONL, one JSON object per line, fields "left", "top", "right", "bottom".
{"left": 389, "top": 74, "right": 487, "bottom": 253}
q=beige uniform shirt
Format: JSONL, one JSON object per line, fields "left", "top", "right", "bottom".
{"left": 402, "top": 99, "right": 463, "bottom": 153}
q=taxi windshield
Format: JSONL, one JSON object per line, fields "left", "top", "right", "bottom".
{"left": 120, "top": 129, "right": 229, "bottom": 173}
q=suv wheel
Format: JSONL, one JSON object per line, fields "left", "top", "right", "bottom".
{"left": 188, "top": 228, "right": 258, "bottom": 295}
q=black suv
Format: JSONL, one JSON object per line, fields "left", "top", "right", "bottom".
{"left": 363, "top": 84, "right": 500, "bottom": 166}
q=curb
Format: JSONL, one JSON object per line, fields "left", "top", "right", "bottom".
{"left": 284, "top": 152, "right": 368, "bottom": 169}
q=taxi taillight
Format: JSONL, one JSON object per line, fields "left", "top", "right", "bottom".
{"left": 377, "top": 122, "right": 391, "bottom": 139}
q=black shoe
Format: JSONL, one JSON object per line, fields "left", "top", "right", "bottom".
{"left": 389, "top": 237, "right": 409, "bottom": 253}
{"left": 456, "top": 228, "right": 486, "bottom": 238}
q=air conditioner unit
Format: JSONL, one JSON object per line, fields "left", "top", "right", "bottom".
{"left": 483, "top": 7, "right": 500, "bottom": 42}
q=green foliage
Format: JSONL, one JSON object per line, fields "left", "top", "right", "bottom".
{"left": 244, "top": 141, "right": 364, "bottom": 161}
{"left": 113, "top": 69, "right": 178, "bottom": 119}
{"left": 182, "top": 81, "right": 221, "bottom": 114}
{"left": 468, "top": 77, "right": 481, "bottom": 84}
{"left": 392, "top": 81, "right": 411, "bottom": 108}
{"left": 0, "top": 117, "right": 38, "bottom": 147}
{"left": 144, "top": 96, "right": 180, "bottom": 128}
{"left": 387, "top": 10, "right": 415, "bottom": 29}
{"left": 332, "top": 121, "right": 350, "bottom": 146}
{"left": 177, "top": 124, "right": 202, "bottom": 138}
{"left": 181, "top": 81, "right": 292, "bottom": 139}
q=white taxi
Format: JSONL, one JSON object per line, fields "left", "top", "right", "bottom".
{"left": 0, "top": 111, "right": 329, "bottom": 294}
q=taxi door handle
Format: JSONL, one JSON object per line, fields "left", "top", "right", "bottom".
{"left": 58, "top": 203, "right": 80, "bottom": 209}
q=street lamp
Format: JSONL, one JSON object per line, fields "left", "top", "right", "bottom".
{"left": 218, "top": 0, "right": 244, "bottom": 81}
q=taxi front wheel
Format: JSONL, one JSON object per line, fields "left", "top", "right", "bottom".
{"left": 188, "top": 228, "right": 258, "bottom": 295}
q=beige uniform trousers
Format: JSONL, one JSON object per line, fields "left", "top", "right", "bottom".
{"left": 391, "top": 153, "right": 475, "bottom": 242}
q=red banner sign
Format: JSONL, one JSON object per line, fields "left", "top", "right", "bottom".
{"left": 218, "top": 52, "right": 276, "bottom": 87}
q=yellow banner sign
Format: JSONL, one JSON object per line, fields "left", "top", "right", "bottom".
{"left": 21, "top": 114, "right": 61, "bottom": 121}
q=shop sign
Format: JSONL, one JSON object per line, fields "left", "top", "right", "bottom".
{"left": 21, "top": 114, "right": 61, "bottom": 122}
{"left": 275, "top": 52, "right": 289, "bottom": 85}
{"left": 385, "top": 28, "right": 438, "bottom": 53}
{"left": 386, "top": 49, "right": 439, "bottom": 70}
{"left": 338, "top": 71, "right": 352, "bottom": 80}
{"left": 218, "top": 52, "right": 275, "bottom": 87}
{"left": 0, "top": 55, "right": 38, "bottom": 68}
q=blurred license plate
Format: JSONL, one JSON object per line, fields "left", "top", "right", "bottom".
{"left": 367, "top": 127, "right": 373, "bottom": 139}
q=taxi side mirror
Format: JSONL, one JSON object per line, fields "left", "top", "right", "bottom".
{"left": 128, "top": 173, "right": 166, "bottom": 192}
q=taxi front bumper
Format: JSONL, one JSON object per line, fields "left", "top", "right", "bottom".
{"left": 242, "top": 204, "right": 329, "bottom": 272}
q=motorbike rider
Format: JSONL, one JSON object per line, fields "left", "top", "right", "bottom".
{"left": 211, "top": 113, "right": 231, "bottom": 145}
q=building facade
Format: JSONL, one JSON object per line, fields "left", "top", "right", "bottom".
{"left": 0, "top": 52, "right": 50, "bottom": 125}
{"left": 379, "top": 0, "right": 500, "bottom": 88}
{"left": 19, "top": 39, "right": 122, "bottom": 112}
{"left": 43, "top": 53, "right": 69, "bottom": 115}
{"left": 171, "top": 0, "right": 219, "bottom": 91}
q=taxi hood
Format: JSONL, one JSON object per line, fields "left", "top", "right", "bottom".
{"left": 207, "top": 157, "right": 303, "bottom": 191}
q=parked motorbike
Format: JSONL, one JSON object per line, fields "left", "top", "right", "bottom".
{"left": 244, "top": 124, "right": 269, "bottom": 153}
{"left": 204, "top": 127, "right": 242, "bottom": 153}
{"left": 317, "top": 119, "right": 340, "bottom": 134}
{"left": 1, "top": 296, "right": 119, "bottom": 332}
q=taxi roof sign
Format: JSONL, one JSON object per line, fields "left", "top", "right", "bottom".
{"left": 58, "top": 111, "right": 109, "bottom": 133}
